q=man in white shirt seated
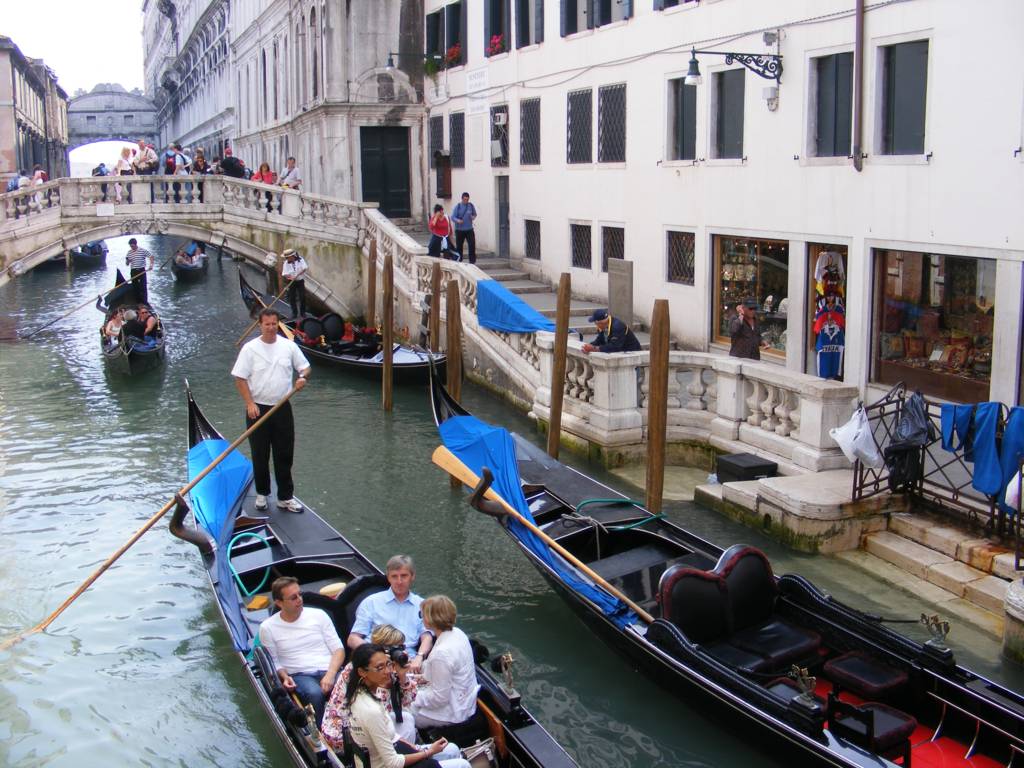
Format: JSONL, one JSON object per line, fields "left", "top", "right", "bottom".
{"left": 259, "top": 576, "right": 345, "bottom": 726}
{"left": 278, "top": 156, "right": 302, "bottom": 190}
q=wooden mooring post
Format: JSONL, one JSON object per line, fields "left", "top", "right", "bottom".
{"left": 645, "top": 299, "right": 670, "bottom": 514}
{"left": 429, "top": 261, "right": 441, "bottom": 351}
{"left": 366, "top": 238, "right": 378, "bottom": 328}
{"left": 547, "top": 273, "right": 571, "bottom": 459}
{"left": 382, "top": 251, "right": 394, "bottom": 411}
{"left": 446, "top": 279, "right": 463, "bottom": 488}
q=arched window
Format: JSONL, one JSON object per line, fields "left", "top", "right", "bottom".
{"left": 309, "top": 9, "right": 318, "bottom": 101}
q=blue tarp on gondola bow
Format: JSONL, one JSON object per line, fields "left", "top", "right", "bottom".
{"left": 187, "top": 438, "right": 254, "bottom": 651}
{"left": 476, "top": 279, "right": 556, "bottom": 333}
{"left": 439, "top": 414, "right": 637, "bottom": 628}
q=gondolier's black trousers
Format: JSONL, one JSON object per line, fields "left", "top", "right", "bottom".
{"left": 131, "top": 267, "right": 148, "bottom": 304}
{"left": 246, "top": 401, "right": 295, "bottom": 500}
{"left": 287, "top": 279, "right": 306, "bottom": 318}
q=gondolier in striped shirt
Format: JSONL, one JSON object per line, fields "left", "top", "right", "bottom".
{"left": 125, "top": 238, "right": 154, "bottom": 304}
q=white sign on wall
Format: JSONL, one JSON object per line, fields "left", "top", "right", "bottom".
{"left": 466, "top": 68, "right": 489, "bottom": 116}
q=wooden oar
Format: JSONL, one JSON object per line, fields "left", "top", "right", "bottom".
{"left": 22, "top": 269, "right": 149, "bottom": 339}
{"left": 235, "top": 280, "right": 292, "bottom": 346}
{"left": 0, "top": 386, "right": 301, "bottom": 652}
{"left": 430, "top": 445, "right": 654, "bottom": 624}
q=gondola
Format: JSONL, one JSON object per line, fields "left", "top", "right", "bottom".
{"left": 99, "top": 302, "right": 166, "bottom": 375}
{"left": 429, "top": 366, "right": 1024, "bottom": 768}
{"left": 239, "top": 270, "right": 446, "bottom": 385}
{"left": 170, "top": 242, "right": 209, "bottom": 282}
{"left": 36, "top": 240, "right": 108, "bottom": 270}
{"left": 172, "top": 387, "right": 579, "bottom": 768}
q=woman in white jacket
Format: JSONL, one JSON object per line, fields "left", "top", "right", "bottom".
{"left": 410, "top": 596, "right": 479, "bottom": 729}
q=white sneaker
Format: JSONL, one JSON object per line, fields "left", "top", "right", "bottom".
{"left": 254, "top": 494, "right": 268, "bottom": 511}
{"left": 277, "top": 497, "right": 303, "bottom": 512}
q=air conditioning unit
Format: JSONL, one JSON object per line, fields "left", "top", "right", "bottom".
{"left": 492, "top": 112, "right": 507, "bottom": 126}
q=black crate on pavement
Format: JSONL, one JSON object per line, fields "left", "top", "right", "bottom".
{"left": 717, "top": 453, "right": 778, "bottom": 484}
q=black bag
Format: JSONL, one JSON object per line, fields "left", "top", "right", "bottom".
{"left": 884, "top": 445, "right": 922, "bottom": 493}
{"left": 890, "top": 392, "right": 935, "bottom": 450}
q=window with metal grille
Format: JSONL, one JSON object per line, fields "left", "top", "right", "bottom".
{"left": 813, "top": 52, "right": 853, "bottom": 157}
{"left": 520, "top": 98, "right": 541, "bottom": 165}
{"left": 516, "top": 0, "right": 544, "bottom": 47}
{"left": 601, "top": 226, "right": 624, "bottom": 272}
{"left": 598, "top": 84, "right": 626, "bottom": 163}
{"left": 567, "top": 89, "right": 592, "bottom": 164}
{"left": 570, "top": 223, "right": 592, "bottom": 269}
{"left": 881, "top": 40, "right": 928, "bottom": 155}
{"left": 429, "top": 114, "right": 443, "bottom": 168}
{"left": 491, "top": 104, "right": 509, "bottom": 167}
{"left": 449, "top": 112, "right": 465, "bottom": 168}
{"left": 444, "top": 1, "right": 466, "bottom": 66}
{"left": 525, "top": 219, "right": 541, "bottom": 260}
{"left": 713, "top": 69, "right": 744, "bottom": 159}
{"left": 425, "top": 10, "right": 444, "bottom": 60}
{"left": 666, "top": 231, "right": 695, "bottom": 285}
{"left": 668, "top": 78, "right": 696, "bottom": 161}
{"left": 484, "top": 0, "right": 510, "bottom": 57}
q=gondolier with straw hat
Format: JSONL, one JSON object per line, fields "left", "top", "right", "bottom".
{"left": 280, "top": 248, "right": 308, "bottom": 318}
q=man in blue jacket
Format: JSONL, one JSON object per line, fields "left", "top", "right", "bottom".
{"left": 451, "top": 192, "right": 477, "bottom": 264}
{"left": 582, "top": 308, "right": 641, "bottom": 353}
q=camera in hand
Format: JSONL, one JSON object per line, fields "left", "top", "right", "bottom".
{"left": 386, "top": 645, "right": 409, "bottom": 667}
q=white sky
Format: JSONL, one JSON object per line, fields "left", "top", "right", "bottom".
{"left": 2, "top": 0, "right": 145, "bottom": 96}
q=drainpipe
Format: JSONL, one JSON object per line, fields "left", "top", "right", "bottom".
{"left": 852, "top": 0, "right": 865, "bottom": 172}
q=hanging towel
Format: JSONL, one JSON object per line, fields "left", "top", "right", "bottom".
{"left": 998, "top": 406, "right": 1024, "bottom": 515}
{"left": 970, "top": 402, "right": 1003, "bottom": 496}
{"left": 940, "top": 404, "right": 974, "bottom": 453}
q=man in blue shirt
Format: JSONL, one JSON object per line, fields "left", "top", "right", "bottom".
{"left": 451, "top": 192, "right": 478, "bottom": 264}
{"left": 347, "top": 554, "right": 434, "bottom": 672}
{"left": 582, "top": 308, "right": 641, "bottom": 353}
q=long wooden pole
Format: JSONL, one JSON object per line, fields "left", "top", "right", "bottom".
{"left": 431, "top": 445, "right": 654, "bottom": 624}
{"left": 382, "top": 251, "right": 394, "bottom": 412}
{"left": 366, "top": 238, "right": 378, "bottom": 328}
{"left": 645, "top": 299, "right": 670, "bottom": 514}
{"left": 235, "top": 279, "right": 292, "bottom": 346}
{"left": 429, "top": 261, "right": 441, "bottom": 352}
{"left": 547, "top": 273, "right": 571, "bottom": 459}
{"left": 23, "top": 266, "right": 153, "bottom": 339}
{"left": 0, "top": 386, "right": 301, "bottom": 651}
{"left": 445, "top": 279, "right": 463, "bottom": 488}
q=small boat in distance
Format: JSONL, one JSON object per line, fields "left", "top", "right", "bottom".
{"left": 70, "top": 240, "right": 108, "bottom": 268}
{"left": 173, "top": 386, "right": 579, "bottom": 768}
{"left": 429, "top": 366, "right": 1024, "bottom": 768}
{"left": 170, "top": 241, "right": 209, "bottom": 282}
{"left": 239, "top": 270, "right": 446, "bottom": 385}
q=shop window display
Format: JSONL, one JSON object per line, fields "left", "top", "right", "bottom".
{"left": 809, "top": 244, "right": 847, "bottom": 380}
{"left": 873, "top": 250, "right": 995, "bottom": 402}
{"left": 714, "top": 236, "right": 789, "bottom": 355}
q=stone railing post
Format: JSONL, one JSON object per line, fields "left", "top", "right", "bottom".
{"left": 710, "top": 357, "right": 746, "bottom": 441}
{"left": 279, "top": 188, "right": 302, "bottom": 218}
{"left": 575, "top": 350, "right": 644, "bottom": 442}
{"left": 790, "top": 378, "right": 859, "bottom": 470}
{"left": 203, "top": 176, "right": 224, "bottom": 205}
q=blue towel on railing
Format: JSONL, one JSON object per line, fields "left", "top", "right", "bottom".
{"left": 940, "top": 404, "right": 974, "bottom": 454}
{"left": 971, "top": 402, "right": 1003, "bottom": 496}
{"left": 999, "top": 407, "right": 1024, "bottom": 515}
{"left": 477, "top": 279, "right": 555, "bottom": 333}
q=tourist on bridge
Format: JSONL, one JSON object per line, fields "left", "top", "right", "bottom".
{"left": 278, "top": 156, "right": 302, "bottom": 190}
{"left": 281, "top": 249, "right": 308, "bottom": 318}
{"left": 728, "top": 297, "right": 769, "bottom": 360}
{"left": 451, "top": 192, "right": 478, "bottom": 264}
{"left": 231, "top": 307, "right": 311, "bottom": 513}
{"left": 191, "top": 150, "right": 210, "bottom": 202}
{"left": 427, "top": 204, "right": 454, "bottom": 260}
{"left": 125, "top": 238, "right": 154, "bottom": 304}
{"left": 132, "top": 139, "right": 158, "bottom": 174}
{"left": 581, "top": 309, "right": 641, "bottom": 354}
{"left": 252, "top": 162, "right": 276, "bottom": 211}
{"left": 113, "top": 147, "right": 133, "bottom": 203}
{"left": 219, "top": 147, "right": 246, "bottom": 179}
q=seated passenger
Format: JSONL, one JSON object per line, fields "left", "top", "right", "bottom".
{"left": 259, "top": 576, "right": 345, "bottom": 726}
{"left": 346, "top": 644, "right": 469, "bottom": 768}
{"left": 323, "top": 625, "right": 419, "bottom": 749}
{"left": 120, "top": 309, "right": 144, "bottom": 338}
{"left": 174, "top": 248, "right": 193, "bottom": 266}
{"left": 136, "top": 305, "right": 158, "bottom": 337}
{"left": 410, "top": 596, "right": 479, "bottom": 730}
{"left": 104, "top": 308, "right": 125, "bottom": 340}
{"left": 348, "top": 555, "right": 433, "bottom": 672}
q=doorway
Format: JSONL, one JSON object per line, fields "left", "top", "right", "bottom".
{"left": 495, "top": 175, "right": 509, "bottom": 259}
{"left": 360, "top": 126, "right": 411, "bottom": 218}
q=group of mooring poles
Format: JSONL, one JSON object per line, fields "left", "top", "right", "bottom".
{"left": 367, "top": 243, "right": 669, "bottom": 513}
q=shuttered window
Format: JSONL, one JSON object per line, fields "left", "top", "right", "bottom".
{"left": 668, "top": 78, "right": 696, "bottom": 161}
{"left": 882, "top": 40, "right": 928, "bottom": 155}
{"left": 714, "top": 69, "right": 744, "bottom": 159}
{"left": 516, "top": 0, "right": 544, "bottom": 47}
{"left": 814, "top": 52, "right": 853, "bottom": 157}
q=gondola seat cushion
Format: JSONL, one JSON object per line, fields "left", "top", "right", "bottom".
{"left": 828, "top": 694, "right": 917, "bottom": 757}
{"left": 823, "top": 651, "right": 908, "bottom": 700}
{"left": 321, "top": 313, "right": 345, "bottom": 342}
{"left": 657, "top": 566, "right": 729, "bottom": 643}
{"left": 298, "top": 317, "right": 324, "bottom": 341}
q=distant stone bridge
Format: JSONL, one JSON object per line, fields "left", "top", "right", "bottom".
{"left": 0, "top": 175, "right": 373, "bottom": 315}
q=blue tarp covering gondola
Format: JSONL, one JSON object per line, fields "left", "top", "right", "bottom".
{"left": 477, "top": 279, "right": 556, "bottom": 333}
{"left": 439, "top": 414, "right": 637, "bottom": 628}
{"left": 187, "top": 438, "right": 254, "bottom": 651}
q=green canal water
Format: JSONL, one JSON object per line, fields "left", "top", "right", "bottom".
{"left": 0, "top": 236, "right": 1020, "bottom": 767}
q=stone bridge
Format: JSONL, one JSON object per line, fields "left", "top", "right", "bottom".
{"left": 0, "top": 175, "right": 370, "bottom": 315}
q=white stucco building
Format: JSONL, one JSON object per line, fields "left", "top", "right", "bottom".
{"left": 423, "top": 0, "right": 1024, "bottom": 407}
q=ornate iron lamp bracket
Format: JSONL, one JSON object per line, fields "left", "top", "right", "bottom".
{"left": 703, "top": 50, "right": 784, "bottom": 83}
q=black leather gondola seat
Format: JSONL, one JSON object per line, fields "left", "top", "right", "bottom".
{"left": 321, "top": 313, "right": 345, "bottom": 342}
{"left": 298, "top": 317, "right": 324, "bottom": 341}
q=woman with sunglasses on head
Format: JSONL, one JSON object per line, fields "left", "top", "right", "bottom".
{"left": 346, "top": 644, "right": 469, "bottom": 768}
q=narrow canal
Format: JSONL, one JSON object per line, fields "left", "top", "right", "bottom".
{"left": 0, "top": 236, "right": 1018, "bottom": 767}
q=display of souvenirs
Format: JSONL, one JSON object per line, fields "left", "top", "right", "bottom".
{"left": 716, "top": 236, "right": 789, "bottom": 352}
{"left": 811, "top": 248, "right": 847, "bottom": 379}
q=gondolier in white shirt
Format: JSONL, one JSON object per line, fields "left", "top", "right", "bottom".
{"left": 231, "top": 307, "right": 311, "bottom": 512}
{"left": 280, "top": 248, "right": 308, "bottom": 318}
{"left": 125, "top": 238, "right": 154, "bottom": 304}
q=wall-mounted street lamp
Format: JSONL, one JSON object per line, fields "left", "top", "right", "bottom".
{"left": 683, "top": 47, "right": 783, "bottom": 86}
{"left": 385, "top": 52, "right": 442, "bottom": 70}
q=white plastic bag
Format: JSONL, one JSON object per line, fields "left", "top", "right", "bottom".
{"left": 830, "top": 407, "right": 883, "bottom": 468}
{"left": 1006, "top": 471, "right": 1022, "bottom": 512}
